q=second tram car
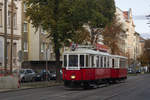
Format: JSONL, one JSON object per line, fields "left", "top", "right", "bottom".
{"left": 62, "top": 46, "right": 127, "bottom": 88}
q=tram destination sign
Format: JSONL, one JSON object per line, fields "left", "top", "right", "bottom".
{"left": 96, "top": 43, "right": 108, "bottom": 52}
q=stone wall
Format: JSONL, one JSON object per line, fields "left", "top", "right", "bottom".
{"left": 0, "top": 75, "right": 19, "bottom": 89}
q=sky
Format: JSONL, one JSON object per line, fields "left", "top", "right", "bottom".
{"left": 115, "top": 0, "right": 150, "bottom": 39}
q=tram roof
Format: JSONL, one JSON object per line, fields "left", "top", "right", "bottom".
{"left": 63, "top": 48, "right": 110, "bottom": 56}
{"left": 112, "top": 55, "right": 127, "bottom": 59}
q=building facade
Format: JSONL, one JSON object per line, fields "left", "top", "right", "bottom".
{"left": 116, "top": 8, "right": 143, "bottom": 62}
{"left": 22, "top": 1, "right": 55, "bottom": 63}
{"left": 0, "top": 0, "right": 22, "bottom": 69}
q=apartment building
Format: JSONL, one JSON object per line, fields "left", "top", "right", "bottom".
{"left": 22, "top": 1, "right": 55, "bottom": 63}
{"left": 0, "top": 0, "right": 22, "bottom": 69}
{"left": 116, "top": 8, "right": 143, "bottom": 61}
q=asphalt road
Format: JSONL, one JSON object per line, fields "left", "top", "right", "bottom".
{"left": 0, "top": 74, "right": 150, "bottom": 100}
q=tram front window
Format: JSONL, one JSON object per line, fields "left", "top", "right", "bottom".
{"left": 69, "top": 55, "right": 78, "bottom": 67}
{"left": 64, "top": 55, "right": 67, "bottom": 67}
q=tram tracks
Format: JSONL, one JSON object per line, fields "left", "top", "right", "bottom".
{"left": 60, "top": 75, "right": 150, "bottom": 100}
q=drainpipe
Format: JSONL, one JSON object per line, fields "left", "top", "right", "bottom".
{"left": 4, "top": 0, "right": 8, "bottom": 75}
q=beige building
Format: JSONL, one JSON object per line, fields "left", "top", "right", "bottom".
{"left": 0, "top": 0, "right": 22, "bottom": 69}
{"left": 22, "top": 2, "right": 55, "bottom": 63}
{"left": 116, "top": 8, "right": 143, "bottom": 61}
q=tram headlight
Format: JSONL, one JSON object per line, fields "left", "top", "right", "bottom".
{"left": 70, "top": 75, "right": 76, "bottom": 79}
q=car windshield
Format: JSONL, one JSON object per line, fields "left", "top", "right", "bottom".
{"left": 27, "top": 70, "right": 33, "bottom": 73}
{"left": 20, "top": 70, "right": 25, "bottom": 74}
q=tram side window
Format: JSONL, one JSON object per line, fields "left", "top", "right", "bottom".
{"left": 80, "top": 55, "right": 84, "bottom": 67}
{"left": 101, "top": 56, "right": 103, "bottom": 68}
{"left": 107, "top": 57, "right": 109, "bottom": 68}
{"left": 96, "top": 56, "right": 99, "bottom": 68}
{"left": 86, "top": 55, "right": 89, "bottom": 67}
{"left": 64, "top": 55, "right": 67, "bottom": 67}
{"left": 115, "top": 58, "right": 119, "bottom": 68}
{"left": 120, "top": 59, "right": 126, "bottom": 68}
{"left": 120, "top": 60, "right": 122, "bottom": 68}
{"left": 69, "top": 55, "right": 78, "bottom": 67}
{"left": 104, "top": 56, "right": 106, "bottom": 68}
{"left": 91, "top": 55, "right": 94, "bottom": 67}
{"left": 112, "top": 59, "right": 114, "bottom": 68}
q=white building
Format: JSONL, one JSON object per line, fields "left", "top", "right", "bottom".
{"left": 0, "top": 0, "right": 22, "bottom": 69}
{"left": 116, "top": 8, "right": 142, "bottom": 61}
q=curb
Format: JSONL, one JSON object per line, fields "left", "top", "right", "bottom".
{"left": 0, "top": 82, "right": 64, "bottom": 93}
{"left": 0, "top": 87, "right": 34, "bottom": 93}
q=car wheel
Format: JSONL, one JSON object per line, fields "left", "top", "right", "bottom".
{"left": 48, "top": 77, "right": 51, "bottom": 81}
{"left": 32, "top": 77, "right": 35, "bottom": 82}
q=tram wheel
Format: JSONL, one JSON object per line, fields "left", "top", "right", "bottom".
{"left": 83, "top": 83, "right": 91, "bottom": 89}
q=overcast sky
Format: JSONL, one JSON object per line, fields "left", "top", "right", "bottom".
{"left": 115, "top": 0, "right": 150, "bottom": 39}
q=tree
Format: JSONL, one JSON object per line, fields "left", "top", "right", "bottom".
{"left": 139, "top": 39, "right": 150, "bottom": 66}
{"left": 72, "top": 27, "right": 91, "bottom": 44}
{"left": 25, "top": 0, "right": 115, "bottom": 82}
{"left": 102, "top": 16, "right": 125, "bottom": 55}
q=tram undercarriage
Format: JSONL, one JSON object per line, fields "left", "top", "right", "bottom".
{"left": 64, "top": 77, "right": 127, "bottom": 89}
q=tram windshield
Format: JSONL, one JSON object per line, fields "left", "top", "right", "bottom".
{"left": 64, "top": 55, "right": 67, "bottom": 67}
{"left": 69, "top": 55, "right": 78, "bottom": 67}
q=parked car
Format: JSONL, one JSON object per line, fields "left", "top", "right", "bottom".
{"left": 136, "top": 70, "right": 141, "bottom": 73}
{"left": 128, "top": 68, "right": 136, "bottom": 74}
{"left": 19, "top": 69, "right": 36, "bottom": 82}
{"left": 50, "top": 71, "right": 56, "bottom": 80}
{"left": 35, "top": 70, "right": 54, "bottom": 81}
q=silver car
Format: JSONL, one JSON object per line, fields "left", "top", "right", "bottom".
{"left": 19, "top": 69, "right": 36, "bottom": 82}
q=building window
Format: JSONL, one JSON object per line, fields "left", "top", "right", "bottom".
{"left": 0, "top": 39, "right": 3, "bottom": 66}
{"left": 13, "top": 13, "right": 17, "bottom": 28}
{"left": 24, "top": 42, "right": 28, "bottom": 52}
{"left": 41, "top": 43, "right": 45, "bottom": 52}
{"left": 7, "top": 11, "right": 17, "bottom": 28}
{"left": 0, "top": 9, "right": 2, "bottom": 26}
{"left": 8, "top": 11, "right": 11, "bottom": 27}
{"left": 41, "top": 28, "right": 46, "bottom": 34}
{"left": 24, "top": 3, "right": 27, "bottom": 12}
{"left": 24, "top": 22, "right": 28, "bottom": 32}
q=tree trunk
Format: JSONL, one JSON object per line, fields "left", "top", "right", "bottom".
{"left": 54, "top": 43, "right": 61, "bottom": 83}
{"left": 90, "top": 29, "right": 95, "bottom": 45}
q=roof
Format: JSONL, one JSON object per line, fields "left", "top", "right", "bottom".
{"left": 123, "top": 11, "right": 128, "bottom": 19}
{"left": 63, "top": 48, "right": 110, "bottom": 56}
{"left": 63, "top": 46, "right": 127, "bottom": 59}
{"left": 112, "top": 55, "right": 127, "bottom": 59}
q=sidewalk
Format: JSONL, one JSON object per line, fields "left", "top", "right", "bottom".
{"left": 0, "top": 81, "right": 63, "bottom": 93}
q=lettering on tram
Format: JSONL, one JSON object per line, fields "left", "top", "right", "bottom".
{"left": 62, "top": 45, "right": 128, "bottom": 88}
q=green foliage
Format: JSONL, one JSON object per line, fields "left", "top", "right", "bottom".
{"left": 25, "top": 0, "right": 115, "bottom": 81}
{"left": 139, "top": 39, "right": 150, "bottom": 66}
{"left": 25, "top": 0, "right": 115, "bottom": 46}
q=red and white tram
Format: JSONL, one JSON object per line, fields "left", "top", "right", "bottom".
{"left": 62, "top": 46, "right": 128, "bottom": 88}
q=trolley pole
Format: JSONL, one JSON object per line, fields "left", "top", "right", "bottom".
{"left": 10, "top": 0, "right": 14, "bottom": 74}
{"left": 4, "top": 0, "right": 8, "bottom": 75}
